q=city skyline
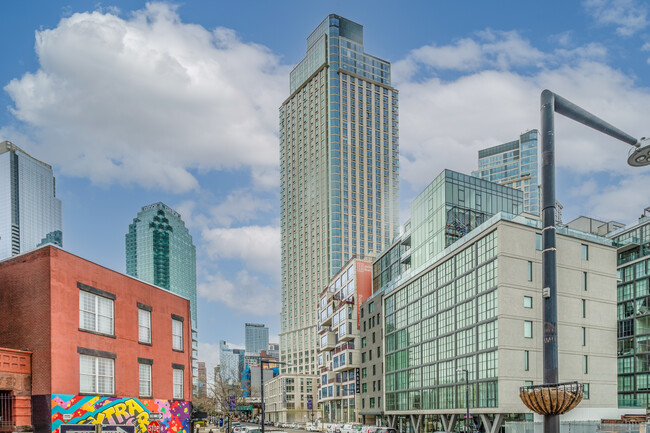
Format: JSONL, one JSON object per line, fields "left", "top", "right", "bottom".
{"left": 1, "top": 1, "right": 650, "bottom": 373}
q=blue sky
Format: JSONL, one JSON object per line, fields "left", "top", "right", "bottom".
{"left": 1, "top": 0, "right": 649, "bottom": 370}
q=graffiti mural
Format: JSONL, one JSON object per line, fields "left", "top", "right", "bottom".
{"left": 51, "top": 395, "right": 190, "bottom": 433}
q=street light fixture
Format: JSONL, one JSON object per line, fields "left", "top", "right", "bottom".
{"left": 535, "top": 90, "right": 649, "bottom": 433}
{"left": 456, "top": 368, "right": 470, "bottom": 433}
{"left": 260, "top": 359, "right": 292, "bottom": 433}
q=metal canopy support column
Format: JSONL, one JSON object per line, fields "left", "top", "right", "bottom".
{"left": 410, "top": 414, "right": 423, "bottom": 433}
{"left": 479, "top": 414, "right": 504, "bottom": 433}
{"left": 440, "top": 414, "right": 457, "bottom": 433}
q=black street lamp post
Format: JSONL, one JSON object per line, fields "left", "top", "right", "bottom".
{"left": 538, "top": 89, "right": 649, "bottom": 433}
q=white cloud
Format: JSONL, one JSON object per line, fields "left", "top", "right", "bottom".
{"left": 198, "top": 341, "right": 222, "bottom": 375}
{"left": 198, "top": 270, "right": 281, "bottom": 317}
{"left": 208, "top": 191, "right": 274, "bottom": 227}
{"left": 584, "top": 0, "right": 649, "bottom": 36}
{"left": 582, "top": 173, "right": 650, "bottom": 223}
{"left": 202, "top": 225, "right": 280, "bottom": 277}
{"left": 4, "top": 3, "right": 289, "bottom": 193}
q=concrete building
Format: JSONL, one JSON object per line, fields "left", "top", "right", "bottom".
{"left": 317, "top": 258, "right": 373, "bottom": 423}
{"left": 241, "top": 365, "right": 278, "bottom": 398}
{"left": 601, "top": 207, "right": 650, "bottom": 408}
{"left": 472, "top": 130, "right": 539, "bottom": 215}
{"left": 0, "top": 245, "right": 192, "bottom": 433}
{"left": 264, "top": 374, "right": 316, "bottom": 424}
{"left": 278, "top": 14, "right": 400, "bottom": 381}
{"left": 0, "top": 141, "right": 62, "bottom": 260}
{"left": 381, "top": 212, "right": 622, "bottom": 429}
{"left": 245, "top": 323, "right": 269, "bottom": 354}
{"left": 359, "top": 291, "right": 385, "bottom": 426}
{"left": 125, "top": 202, "right": 199, "bottom": 393}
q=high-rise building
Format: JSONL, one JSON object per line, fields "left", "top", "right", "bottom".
{"left": 472, "top": 130, "right": 539, "bottom": 214}
{"left": 245, "top": 323, "right": 269, "bottom": 354}
{"left": 125, "top": 202, "right": 198, "bottom": 391}
{"left": 197, "top": 361, "right": 207, "bottom": 398}
{"left": 0, "top": 141, "right": 62, "bottom": 259}
{"left": 279, "top": 14, "right": 399, "bottom": 377}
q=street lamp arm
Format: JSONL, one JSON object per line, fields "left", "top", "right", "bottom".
{"left": 542, "top": 89, "right": 641, "bottom": 148}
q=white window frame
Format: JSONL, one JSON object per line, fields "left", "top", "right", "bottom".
{"left": 173, "top": 368, "right": 184, "bottom": 399}
{"left": 139, "top": 309, "right": 152, "bottom": 344}
{"left": 79, "top": 291, "right": 114, "bottom": 335}
{"left": 172, "top": 319, "right": 183, "bottom": 351}
{"left": 80, "top": 355, "right": 114, "bottom": 395}
{"left": 139, "top": 363, "right": 152, "bottom": 397}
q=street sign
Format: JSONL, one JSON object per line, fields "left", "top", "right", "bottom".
{"left": 149, "top": 413, "right": 163, "bottom": 420}
{"left": 61, "top": 425, "right": 96, "bottom": 433}
{"left": 355, "top": 368, "right": 360, "bottom": 393}
{"left": 148, "top": 421, "right": 160, "bottom": 433}
{"left": 229, "top": 395, "right": 236, "bottom": 411}
{"left": 307, "top": 398, "right": 312, "bottom": 410}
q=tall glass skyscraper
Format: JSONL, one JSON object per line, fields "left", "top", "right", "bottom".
{"left": 472, "top": 130, "right": 539, "bottom": 214}
{"left": 125, "top": 202, "right": 198, "bottom": 389}
{"left": 279, "top": 15, "right": 399, "bottom": 376}
{"left": 245, "top": 323, "right": 270, "bottom": 354}
{"left": 0, "top": 141, "right": 62, "bottom": 260}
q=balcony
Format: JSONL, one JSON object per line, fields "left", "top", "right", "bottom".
{"left": 320, "top": 331, "right": 337, "bottom": 351}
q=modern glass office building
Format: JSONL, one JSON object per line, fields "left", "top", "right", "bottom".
{"left": 0, "top": 141, "right": 62, "bottom": 259}
{"left": 472, "top": 130, "right": 539, "bottom": 215}
{"left": 279, "top": 14, "right": 399, "bottom": 377}
{"left": 125, "top": 202, "right": 198, "bottom": 391}
{"left": 608, "top": 209, "right": 650, "bottom": 408}
{"left": 245, "top": 323, "right": 270, "bottom": 354}
{"left": 373, "top": 169, "right": 523, "bottom": 294}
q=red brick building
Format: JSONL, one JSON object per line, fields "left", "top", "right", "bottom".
{"left": 0, "top": 348, "right": 32, "bottom": 432}
{"left": 0, "top": 246, "right": 192, "bottom": 433}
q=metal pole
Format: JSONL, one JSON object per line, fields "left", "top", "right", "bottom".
{"left": 464, "top": 370, "right": 469, "bottom": 433}
{"left": 539, "top": 89, "right": 643, "bottom": 433}
{"left": 540, "top": 89, "right": 560, "bottom": 433}
{"left": 261, "top": 361, "right": 266, "bottom": 433}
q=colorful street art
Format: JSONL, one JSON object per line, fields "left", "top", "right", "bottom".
{"left": 51, "top": 395, "right": 190, "bottom": 433}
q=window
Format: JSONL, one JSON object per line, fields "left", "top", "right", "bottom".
{"left": 583, "top": 383, "right": 590, "bottom": 399}
{"left": 361, "top": 337, "right": 367, "bottom": 348}
{"left": 524, "top": 321, "right": 533, "bottom": 338}
{"left": 172, "top": 319, "right": 183, "bottom": 351}
{"left": 581, "top": 299, "right": 586, "bottom": 318}
{"left": 524, "top": 350, "right": 529, "bottom": 371}
{"left": 536, "top": 233, "right": 542, "bottom": 250}
{"left": 138, "top": 309, "right": 151, "bottom": 344}
{"left": 524, "top": 296, "right": 533, "bottom": 309}
{"left": 79, "top": 290, "right": 114, "bottom": 335}
{"left": 173, "top": 368, "right": 184, "bottom": 399}
{"left": 583, "top": 272, "right": 588, "bottom": 291}
{"left": 583, "top": 355, "right": 588, "bottom": 374}
{"left": 361, "top": 368, "right": 367, "bottom": 378}
{"left": 373, "top": 365, "right": 376, "bottom": 375}
{"left": 139, "top": 363, "right": 152, "bottom": 397}
{"left": 369, "top": 302, "right": 375, "bottom": 313}
{"left": 582, "top": 327, "right": 586, "bottom": 346}
{"left": 581, "top": 244, "right": 589, "bottom": 260}
{"left": 527, "top": 261, "right": 533, "bottom": 282}
{"left": 80, "top": 355, "right": 114, "bottom": 395}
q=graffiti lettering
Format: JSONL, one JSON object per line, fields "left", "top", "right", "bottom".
{"left": 76, "top": 399, "right": 149, "bottom": 433}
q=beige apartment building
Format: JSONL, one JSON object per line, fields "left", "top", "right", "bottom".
{"left": 381, "top": 213, "right": 622, "bottom": 431}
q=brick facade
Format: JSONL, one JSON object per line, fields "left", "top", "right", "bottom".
{"left": 0, "top": 348, "right": 32, "bottom": 431}
{"left": 0, "top": 246, "right": 192, "bottom": 433}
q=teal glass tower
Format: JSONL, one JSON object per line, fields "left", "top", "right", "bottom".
{"left": 280, "top": 15, "right": 400, "bottom": 376}
{"left": 125, "top": 202, "right": 198, "bottom": 390}
{"left": 126, "top": 202, "right": 197, "bottom": 326}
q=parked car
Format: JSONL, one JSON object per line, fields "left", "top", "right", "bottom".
{"left": 306, "top": 424, "right": 319, "bottom": 432}
{"left": 340, "top": 425, "right": 362, "bottom": 433}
